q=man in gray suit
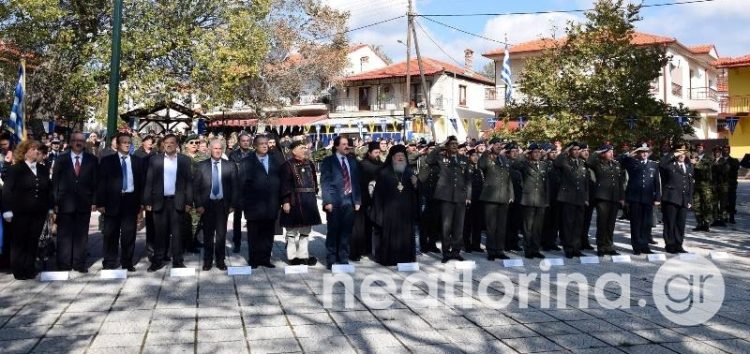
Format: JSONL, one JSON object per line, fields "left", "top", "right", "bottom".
{"left": 426, "top": 136, "right": 472, "bottom": 263}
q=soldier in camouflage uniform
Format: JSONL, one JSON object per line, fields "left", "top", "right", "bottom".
{"left": 183, "top": 134, "right": 209, "bottom": 252}
{"left": 723, "top": 145, "right": 740, "bottom": 224}
{"left": 691, "top": 143, "right": 714, "bottom": 232}
{"left": 711, "top": 146, "right": 730, "bottom": 227}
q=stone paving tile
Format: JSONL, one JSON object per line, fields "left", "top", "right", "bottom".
{"left": 45, "top": 322, "right": 102, "bottom": 337}
{"left": 632, "top": 328, "right": 692, "bottom": 343}
{"left": 661, "top": 340, "right": 730, "bottom": 354}
{"left": 405, "top": 343, "right": 465, "bottom": 354}
{"left": 145, "top": 330, "right": 195, "bottom": 345}
{"left": 247, "top": 337, "right": 301, "bottom": 354}
{"left": 142, "top": 344, "right": 195, "bottom": 354}
{"left": 3, "top": 313, "right": 61, "bottom": 328}
{"left": 0, "top": 326, "right": 49, "bottom": 341}
{"left": 618, "top": 344, "right": 678, "bottom": 354}
{"left": 99, "top": 319, "right": 151, "bottom": 334}
{"left": 197, "top": 316, "right": 244, "bottom": 329}
{"left": 30, "top": 335, "right": 92, "bottom": 353}
{"left": 89, "top": 333, "right": 145, "bottom": 348}
{"left": 0, "top": 338, "right": 39, "bottom": 354}
{"left": 524, "top": 321, "right": 582, "bottom": 336}
{"left": 703, "top": 339, "right": 750, "bottom": 353}
{"left": 547, "top": 333, "right": 610, "bottom": 350}
{"left": 345, "top": 332, "right": 403, "bottom": 349}
{"left": 670, "top": 325, "right": 740, "bottom": 341}
{"left": 246, "top": 325, "right": 295, "bottom": 341}
{"left": 501, "top": 336, "right": 566, "bottom": 353}
{"left": 148, "top": 319, "right": 196, "bottom": 332}
{"left": 286, "top": 312, "right": 333, "bottom": 325}
{"left": 590, "top": 331, "right": 651, "bottom": 346}
{"left": 392, "top": 328, "right": 450, "bottom": 347}
{"left": 198, "top": 328, "right": 245, "bottom": 343}
{"left": 292, "top": 323, "right": 341, "bottom": 338}
{"left": 297, "top": 336, "right": 355, "bottom": 353}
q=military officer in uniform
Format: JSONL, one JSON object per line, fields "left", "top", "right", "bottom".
{"left": 506, "top": 143, "right": 524, "bottom": 252}
{"left": 711, "top": 146, "right": 730, "bottom": 227}
{"left": 722, "top": 145, "right": 740, "bottom": 224}
{"left": 478, "top": 138, "right": 514, "bottom": 260}
{"left": 578, "top": 144, "right": 596, "bottom": 251}
{"left": 691, "top": 143, "right": 714, "bottom": 232}
{"left": 619, "top": 143, "right": 660, "bottom": 254}
{"left": 516, "top": 143, "right": 549, "bottom": 259}
{"left": 554, "top": 142, "right": 590, "bottom": 258}
{"left": 660, "top": 144, "right": 693, "bottom": 253}
{"left": 541, "top": 143, "right": 562, "bottom": 251}
{"left": 183, "top": 135, "right": 209, "bottom": 252}
{"left": 588, "top": 144, "right": 626, "bottom": 256}
{"left": 426, "top": 136, "right": 472, "bottom": 263}
{"left": 417, "top": 142, "right": 441, "bottom": 253}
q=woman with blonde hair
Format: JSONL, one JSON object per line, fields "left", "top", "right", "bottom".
{"left": 1, "top": 140, "right": 53, "bottom": 280}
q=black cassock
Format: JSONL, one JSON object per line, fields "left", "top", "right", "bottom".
{"left": 369, "top": 166, "right": 418, "bottom": 266}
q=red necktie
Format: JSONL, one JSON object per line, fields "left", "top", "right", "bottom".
{"left": 74, "top": 156, "right": 81, "bottom": 176}
{"left": 341, "top": 157, "right": 351, "bottom": 195}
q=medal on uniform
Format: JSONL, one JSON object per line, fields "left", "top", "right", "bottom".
{"left": 301, "top": 168, "right": 305, "bottom": 173}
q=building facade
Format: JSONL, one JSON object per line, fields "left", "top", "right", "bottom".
{"left": 715, "top": 55, "right": 750, "bottom": 158}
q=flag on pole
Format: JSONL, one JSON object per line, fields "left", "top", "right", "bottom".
{"left": 8, "top": 62, "right": 26, "bottom": 143}
{"left": 501, "top": 47, "right": 513, "bottom": 102}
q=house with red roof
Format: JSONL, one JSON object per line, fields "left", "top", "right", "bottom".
{"left": 482, "top": 32, "right": 726, "bottom": 140}
{"left": 330, "top": 51, "right": 495, "bottom": 141}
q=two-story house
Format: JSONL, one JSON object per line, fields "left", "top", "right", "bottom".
{"left": 715, "top": 54, "right": 750, "bottom": 158}
{"left": 482, "top": 32, "right": 725, "bottom": 139}
{"left": 330, "top": 53, "right": 495, "bottom": 142}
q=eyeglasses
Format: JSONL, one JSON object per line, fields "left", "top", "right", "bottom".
{"left": 187, "top": 141, "right": 197, "bottom": 145}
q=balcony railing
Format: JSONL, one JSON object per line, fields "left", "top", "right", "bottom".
{"left": 485, "top": 88, "right": 497, "bottom": 100}
{"left": 671, "top": 82, "right": 683, "bottom": 97}
{"left": 689, "top": 87, "right": 719, "bottom": 101}
{"left": 721, "top": 95, "right": 750, "bottom": 114}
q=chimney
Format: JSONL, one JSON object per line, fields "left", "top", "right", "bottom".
{"left": 464, "top": 49, "right": 474, "bottom": 70}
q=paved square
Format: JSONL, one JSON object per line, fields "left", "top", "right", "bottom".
{"left": 1, "top": 182, "right": 749, "bottom": 353}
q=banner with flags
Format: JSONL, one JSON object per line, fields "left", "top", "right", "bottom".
{"left": 726, "top": 116, "right": 739, "bottom": 134}
{"left": 8, "top": 62, "right": 26, "bottom": 143}
{"left": 501, "top": 47, "right": 513, "bottom": 102}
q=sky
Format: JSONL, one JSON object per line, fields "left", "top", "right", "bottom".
{"left": 323, "top": 0, "right": 750, "bottom": 71}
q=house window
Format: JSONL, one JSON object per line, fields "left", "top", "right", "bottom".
{"left": 459, "top": 85, "right": 467, "bottom": 106}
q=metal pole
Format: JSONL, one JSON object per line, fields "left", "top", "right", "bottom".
{"left": 404, "top": 0, "right": 413, "bottom": 143}
{"left": 411, "top": 21, "right": 437, "bottom": 142}
{"left": 106, "top": 0, "right": 124, "bottom": 139}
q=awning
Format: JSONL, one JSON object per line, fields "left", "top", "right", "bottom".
{"left": 208, "top": 114, "right": 327, "bottom": 128}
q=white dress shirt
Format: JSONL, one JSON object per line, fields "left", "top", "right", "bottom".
{"left": 119, "top": 153, "right": 135, "bottom": 193}
{"left": 163, "top": 154, "right": 178, "bottom": 196}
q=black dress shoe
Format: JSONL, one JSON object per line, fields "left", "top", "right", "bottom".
{"left": 473, "top": 248, "right": 485, "bottom": 253}
{"left": 148, "top": 263, "right": 164, "bottom": 272}
{"left": 217, "top": 264, "right": 227, "bottom": 271}
{"left": 202, "top": 265, "right": 212, "bottom": 271}
{"left": 288, "top": 258, "right": 299, "bottom": 265}
{"left": 608, "top": 250, "right": 620, "bottom": 256}
{"left": 487, "top": 255, "right": 496, "bottom": 261}
{"left": 232, "top": 246, "right": 240, "bottom": 254}
{"left": 582, "top": 245, "right": 595, "bottom": 251}
{"left": 641, "top": 249, "right": 654, "bottom": 254}
{"left": 455, "top": 255, "right": 465, "bottom": 261}
{"left": 306, "top": 257, "right": 318, "bottom": 266}
{"left": 665, "top": 249, "right": 679, "bottom": 254}
{"left": 534, "top": 253, "right": 546, "bottom": 259}
{"left": 126, "top": 266, "right": 136, "bottom": 272}
{"left": 649, "top": 240, "right": 658, "bottom": 245}
{"left": 172, "top": 262, "right": 186, "bottom": 268}
{"left": 677, "top": 248, "right": 688, "bottom": 254}
{"left": 441, "top": 257, "right": 450, "bottom": 263}
{"left": 497, "top": 253, "right": 510, "bottom": 260}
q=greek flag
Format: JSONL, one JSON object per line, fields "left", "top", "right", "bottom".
{"left": 8, "top": 63, "right": 26, "bottom": 143}
{"left": 501, "top": 47, "right": 513, "bottom": 102}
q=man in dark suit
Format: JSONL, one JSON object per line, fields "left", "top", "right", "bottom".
{"left": 144, "top": 134, "right": 193, "bottom": 271}
{"left": 619, "top": 143, "right": 661, "bottom": 255}
{"left": 194, "top": 139, "right": 238, "bottom": 271}
{"left": 240, "top": 135, "right": 280, "bottom": 268}
{"left": 52, "top": 132, "right": 98, "bottom": 272}
{"left": 229, "top": 133, "right": 253, "bottom": 252}
{"left": 660, "top": 144, "right": 694, "bottom": 254}
{"left": 554, "top": 142, "right": 590, "bottom": 259}
{"left": 426, "top": 136, "right": 472, "bottom": 263}
{"left": 97, "top": 132, "right": 145, "bottom": 271}
{"left": 321, "top": 136, "right": 361, "bottom": 269}
{"left": 134, "top": 135, "right": 157, "bottom": 261}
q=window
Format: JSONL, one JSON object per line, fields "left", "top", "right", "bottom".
{"left": 459, "top": 85, "right": 467, "bottom": 106}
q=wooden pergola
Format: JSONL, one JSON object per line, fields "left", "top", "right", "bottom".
{"left": 120, "top": 101, "right": 206, "bottom": 134}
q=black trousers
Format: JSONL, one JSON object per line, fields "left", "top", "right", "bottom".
{"left": 522, "top": 206, "right": 545, "bottom": 255}
{"left": 542, "top": 201, "right": 561, "bottom": 248}
{"left": 56, "top": 211, "right": 91, "bottom": 270}
{"left": 629, "top": 202, "right": 653, "bottom": 252}
{"left": 0, "top": 220, "right": 11, "bottom": 270}
{"left": 463, "top": 201, "right": 483, "bottom": 251}
{"left": 326, "top": 200, "right": 355, "bottom": 265}
{"left": 202, "top": 200, "right": 229, "bottom": 265}
{"left": 662, "top": 202, "right": 687, "bottom": 251}
{"left": 484, "top": 203, "right": 509, "bottom": 256}
{"left": 145, "top": 210, "right": 155, "bottom": 261}
{"left": 247, "top": 219, "right": 275, "bottom": 266}
{"left": 419, "top": 199, "right": 440, "bottom": 250}
{"left": 581, "top": 204, "right": 594, "bottom": 248}
{"left": 561, "top": 203, "right": 585, "bottom": 254}
{"left": 440, "top": 201, "right": 465, "bottom": 257}
{"left": 233, "top": 210, "right": 243, "bottom": 248}
{"left": 153, "top": 197, "right": 184, "bottom": 265}
{"left": 10, "top": 213, "right": 45, "bottom": 279}
{"left": 506, "top": 202, "right": 523, "bottom": 250}
{"left": 595, "top": 200, "right": 619, "bottom": 252}
{"left": 350, "top": 210, "right": 373, "bottom": 259}
{"left": 102, "top": 193, "right": 138, "bottom": 269}
{"left": 728, "top": 182, "right": 738, "bottom": 215}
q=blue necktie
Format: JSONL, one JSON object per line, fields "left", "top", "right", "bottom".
{"left": 262, "top": 156, "right": 268, "bottom": 173}
{"left": 212, "top": 161, "right": 220, "bottom": 197}
{"left": 121, "top": 157, "right": 128, "bottom": 191}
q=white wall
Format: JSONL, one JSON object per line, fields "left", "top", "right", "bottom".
{"left": 344, "top": 46, "right": 389, "bottom": 76}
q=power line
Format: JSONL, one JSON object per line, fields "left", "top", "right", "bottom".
{"left": 420, "top": 16, "right": 509, "bottom": 46}
{"left": 414, "top": 20, "right": 465, "bottom": 67}
{"left": 314, "top": 15, "right": 406, "bottom": 40}
{"left": 417, "top": 0, "right": 717, "bottom": 17}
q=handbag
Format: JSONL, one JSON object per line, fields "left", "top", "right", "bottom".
{"left": 36, "top": 216, "right": 56, "bottom": 269}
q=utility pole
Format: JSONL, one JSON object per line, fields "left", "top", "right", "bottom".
{"left": 106, "top": 0, "right": 124, "bottom": 139}
{"left": 403, "top": 0, "right": 413, "bottom": 143}
{"left": 410, "top": 12, "right": 437, "bottom": 142}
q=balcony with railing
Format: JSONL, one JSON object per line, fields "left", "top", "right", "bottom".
{"left": 689, "top": 87, "right": 719, "bottom": 101}
{"left": 721, "top": 95, "right": 750, "bottom": 115}
{"left": 332, "top": 97, "right": 401, "bottom": 113}
{"left": 484, "top": 87, "right": 505, "bottom": 111}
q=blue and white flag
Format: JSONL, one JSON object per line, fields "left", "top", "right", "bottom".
{"left": 501, "top": 47, "right": 513, "bottom": 102}
{"left": 8, "top": 63, "right": 26, "bottom": 143}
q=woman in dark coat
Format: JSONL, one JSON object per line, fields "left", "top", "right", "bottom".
{"left": 2, "top": 140, "right": 52, "bottom": 280}
{"left": 280, "top": 141, "right": 321, "bottom": 266}
{"left": 370, "top": 145, "right": 418, "bottom": 266}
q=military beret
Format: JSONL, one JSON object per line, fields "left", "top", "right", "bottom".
{"left": 579, "top": 143, "right": 589, "bottom": 150}
{"left": 527, "top": 143, "right": 541, "bottom": 151}
{"left": 289, "top": 140, "right": 306, "bottom": 151}
{"left": 504, "top": 143, "right": 517, "bottom": 151}
{"left": 595, "top": 144, "right": 613, "bottom": 154}
{"left": 185, "top": 134, "right": 199, "bottom": 142}
{"left": 566, "top": 141, "right": 580, "bottom": 149}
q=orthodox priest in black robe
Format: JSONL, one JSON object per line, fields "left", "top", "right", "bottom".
{"left": 350, "top": 142, "right": 382, "bottom": 261}
{"left": 370, "top": 145, "right": 418, "bottom": 266}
